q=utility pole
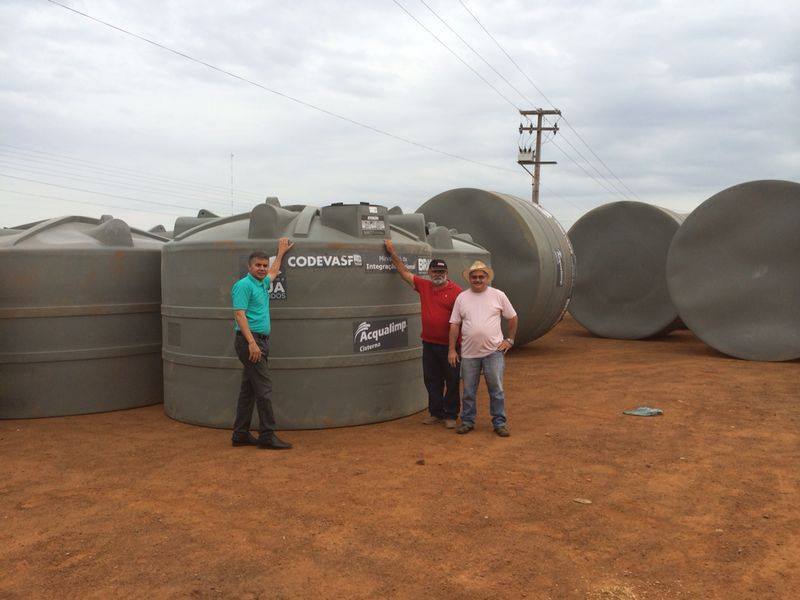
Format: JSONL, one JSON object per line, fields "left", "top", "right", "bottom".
{"left": 517, "top": 108, "right": 560, "bottom": 204}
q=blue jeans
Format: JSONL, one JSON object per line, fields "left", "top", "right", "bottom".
{"left": 459, "top": 351, "right": 507, "bottom": 428}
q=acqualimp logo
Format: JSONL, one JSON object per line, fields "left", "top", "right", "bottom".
{"left": 353, "top": 321, "right": 372, "bottom": 342}
{"left": 353, "top": 318, "right": 409, "bottom": 353}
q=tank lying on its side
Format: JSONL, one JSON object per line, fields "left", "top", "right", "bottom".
{"left": 417, "top": 188, "right": 574, "bottom": 346}
{"left": 666, "top": 179, "right": 800, "bottom": 361}
{"left": 162, "top": 200, "right": 437, "bottom": 429}
{"left": 568, "top": 201, "right": 685, "bottom": 339}
{"left": 0, "top": 216, "right": 165, "bottom": 418}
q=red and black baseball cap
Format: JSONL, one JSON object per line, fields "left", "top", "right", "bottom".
{"left": 429, "top": 259, "right": 448, "bottom": 271}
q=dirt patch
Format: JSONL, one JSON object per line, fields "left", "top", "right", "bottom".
{"left": 1, "top": 316, "right": 798, "bottom": 599}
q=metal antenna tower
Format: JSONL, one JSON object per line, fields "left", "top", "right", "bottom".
{"left": 230, "top": 153, "right": 234, "bottom": 214}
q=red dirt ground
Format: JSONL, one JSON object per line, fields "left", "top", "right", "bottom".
{"left": 1, "top": 316, "right": 799, "bottom": 599}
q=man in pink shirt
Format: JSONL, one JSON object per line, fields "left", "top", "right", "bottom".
{"left": 448, "top": 260, "right": 518, "bottom": 436}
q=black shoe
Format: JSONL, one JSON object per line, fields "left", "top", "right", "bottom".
{"left": 258, "top": 432, "right": 293, "bottom": 450}
{"left": 231, "top": 433, "right": 259, "bottom": 447}
{"left": 456, "top": 422, "right": 474, "bottom": 434}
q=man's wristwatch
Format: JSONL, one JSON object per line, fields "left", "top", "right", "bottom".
{"left": 505, "top": 338, "right": 514, "bottom": 346}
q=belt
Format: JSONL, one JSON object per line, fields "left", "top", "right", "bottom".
{"left": 236, "top": 331, "right": 269, "bottom": 340}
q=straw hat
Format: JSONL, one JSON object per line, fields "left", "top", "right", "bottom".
{"left": 462, "top": 260, "right": 494, "bottom": 284}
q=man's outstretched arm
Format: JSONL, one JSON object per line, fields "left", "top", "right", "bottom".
{"left": 267, "top": 237, "right": 294, "bottom": 281}
{"left": 384, "top": 239, "right": 414, "bottom": 287}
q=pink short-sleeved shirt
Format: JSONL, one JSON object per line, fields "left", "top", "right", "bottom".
{"left": 449, "top": 287, "right": 517, "bottom": 358}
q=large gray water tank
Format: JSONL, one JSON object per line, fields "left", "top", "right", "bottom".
{"left": 0, "top": 216, "right": 165, "bottom": 418}
{"left": 666, "top": 180, "right": 800, "bottom": 361}
{"left": 568, "top": 201, "right": 685, "bottom": 339}
{"left": 417, "top": 188, "right": 575, "bottom": 345}
{"left": 162, "top": 201, "right": 432, "bottom": 429}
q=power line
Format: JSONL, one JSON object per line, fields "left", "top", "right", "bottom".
{"left": 0, "top": 144, "right": 264, "bottom": 201}
{"left": 546, "top": 139, "right": 621, "bottom": 198}
{"left": 46, "top": 0, "right": 517, "bottom": 175}
{"left": 458, "top": 0, "right": 553, "bottom": 105}
{"left": 418, "top": 0, "right": 535, "bottom": 111}
{"left": 538, "top": 182, "right": 590, "bottom": 216}
{"left": 458, "top": 0, "right": 641, "bottom": 201}
{"left": 546, "top": 131, "right": 633, "bottom": 200}
{"left": 401, "top": 0, "right": 629, "bottom": 203}
{"left": 392, "top": 0, "right": 519, "bottom": 111}
{"left": 0, "top": 172, "right": 228, "bottom": 214}
{"left": 0, "top": 187, "right": 183, "bottom": 219}
{"left": 0, "top": 158, "right": 253, "bottom": 211}
{"left": 549, "top": 115, "right": 640, "bottom": 201}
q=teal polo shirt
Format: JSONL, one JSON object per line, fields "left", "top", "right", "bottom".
{"left": 232, "top": 273, "right": 271, "bottom": 335}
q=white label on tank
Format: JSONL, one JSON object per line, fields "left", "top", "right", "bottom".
{"left": 368, "top": 206, "right": 378, "bottom": 214}
{"left": 362, "top": 252, "right": 421, "bottom": 274}
{"left": 361, "top": 215, "right": 386, "bottom": 235}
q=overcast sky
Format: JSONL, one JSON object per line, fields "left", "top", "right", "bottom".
{"left": 1, "top": 0, "right": 798, "bottom": 232}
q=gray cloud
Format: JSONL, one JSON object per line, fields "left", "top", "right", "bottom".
{"left": 1, "top": 0, "right": 797, "bottom": 231}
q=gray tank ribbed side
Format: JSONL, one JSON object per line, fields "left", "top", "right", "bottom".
{"left": 162, "top": 201, "right": 431, "bottom": 429}
{"left": 0, "top": 216, "right": 165, "bottom": 418}
{"left": 416, "top": 188, "right": 574, "bottom": 346}
{"left": 666, "top": 180, "right": 800, "bottom": 361}
{"left": 568, "top": 201, "right": 686, "bottom": 339}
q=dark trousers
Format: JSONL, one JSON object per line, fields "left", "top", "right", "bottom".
{"left": 422, "top": 341, "right": 460, "bottom": 420}
{"left": 233, "top": 334, "right": 275, "bottom": 436}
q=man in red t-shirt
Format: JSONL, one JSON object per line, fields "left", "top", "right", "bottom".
{"left": 385, "top": 240, "right": 462, "bottom": 428}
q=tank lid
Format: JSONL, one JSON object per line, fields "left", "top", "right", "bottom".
{"left": 427, "top": 225, "right": 453, "bottom": 249}
{"left": 173, "top": 215, "right": 219, "bottom": 237}
{"left": 291, "top": 205, "right": 319, "bottom": 238}
{"left": 249, "top": 204, "right": 282, "bottom": 239}
{"left": 386, "top": 213, "right": 426, "bottom": 242}
{"left": 320, "top": 203, "right": 389, "bottom": 238}
{"left": 172, "top": 203, "right": 302, "bottom": 241}
{"left": 86, "top": 218, "right": 134, "bottom": 246}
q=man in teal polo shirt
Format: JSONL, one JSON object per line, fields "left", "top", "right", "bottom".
{"left": 231, "top": 237, "right": 293, "bottom": 449}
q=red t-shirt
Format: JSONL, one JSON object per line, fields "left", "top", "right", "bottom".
{"left": 413, "top": 275, "right": 462, "bottom": 345}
